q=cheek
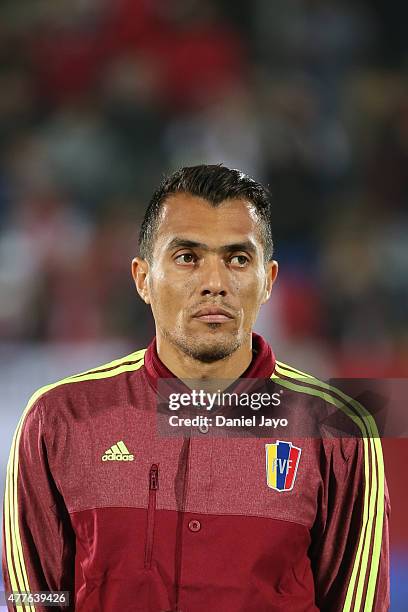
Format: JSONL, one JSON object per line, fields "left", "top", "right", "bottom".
{"left": 148, "top": 273, "right": 186, "bottom": 320}
{"left": 151, "top": 262, "right": 196, "bottom": 300}
{"left": 237, "top": 271, "right": 264, "bottom": 297}
{"left": 238, "top": 276, "right": 265, "bottom": 314}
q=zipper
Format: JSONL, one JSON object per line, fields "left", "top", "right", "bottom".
{"left": 145, "top": 463, "right": 159, "bottom": 569}
{"left": 174, "top": 437, "right": 191, "bottom": 612}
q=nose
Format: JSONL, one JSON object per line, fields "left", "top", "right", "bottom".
{"left": 199, "top": 255, "right": 228, "bottom": 297}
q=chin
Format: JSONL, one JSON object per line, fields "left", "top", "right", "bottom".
{"left": 180, "top": 329, "right": 241, "bottom": 363}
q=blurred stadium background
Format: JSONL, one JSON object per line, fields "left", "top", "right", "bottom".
{"left": 0, "top": 0, "right": 407, "bottom": 609}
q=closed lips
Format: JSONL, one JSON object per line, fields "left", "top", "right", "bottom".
{"left": 193, "top": 307, "right": 235, "bottom": 321}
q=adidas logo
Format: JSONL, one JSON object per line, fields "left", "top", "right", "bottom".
{"left": 102, "top": 440, "right": 134, "bottom": 462}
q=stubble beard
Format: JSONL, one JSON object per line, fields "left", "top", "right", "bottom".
{"left": 163, "top": 323, "right": 242, "bottom": 364}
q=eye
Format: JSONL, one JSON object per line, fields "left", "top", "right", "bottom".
{"left": 174, "top": 252, "right": 196, "bottom": 265}
{"left": 230, "top": 254, "right": 250, "bottom": 267}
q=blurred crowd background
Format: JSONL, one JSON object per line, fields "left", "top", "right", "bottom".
{"left": 0, "top": 0, "right": 407, "bottom": 375}
{"left": 0, "top": 0, "right": 408, "bottom": 608}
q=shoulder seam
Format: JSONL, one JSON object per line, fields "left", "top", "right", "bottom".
{"left": 69, "top": 348, "right": 147, "bottom": 378}
{"left": 275, "top": 359, "right": 314, "bottom": 379}
{"left": 28, "top": 349, "right": 147, "bottom": 407}
{"left": 274, "top": 360, "right": 370, "bottom": 423}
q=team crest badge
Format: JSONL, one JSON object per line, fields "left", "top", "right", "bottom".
{"left": 265, "top": 440, "right": 302, "bottom": 492}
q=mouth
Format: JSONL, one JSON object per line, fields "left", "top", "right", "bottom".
{"left": 192, "top": 306, "right": 235, "bottom": 324}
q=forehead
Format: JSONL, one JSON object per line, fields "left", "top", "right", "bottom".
{"left": 155, "top": 193, "right": 263, "bottom": 248}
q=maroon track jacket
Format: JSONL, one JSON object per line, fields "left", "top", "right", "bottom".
{"left": 3, "top": 333, "right": 390, "bottom": 611}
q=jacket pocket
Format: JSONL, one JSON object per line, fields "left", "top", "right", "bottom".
{"left": 144, "top": 463, "right": 159, "bottom": 569}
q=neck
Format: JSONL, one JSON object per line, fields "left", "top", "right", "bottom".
{"left": 156, "top": 334, "right": 253, "bottom": 381}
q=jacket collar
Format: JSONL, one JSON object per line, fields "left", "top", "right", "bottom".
{"left": 144, "top": 332, "right": 275, "bottom": 387}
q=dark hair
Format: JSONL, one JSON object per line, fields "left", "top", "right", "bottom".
{"left": 139, "top": 164, "right": 273, "bottom": 261}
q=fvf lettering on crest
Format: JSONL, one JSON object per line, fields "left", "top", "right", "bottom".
{"left": 271, "top": 458, "right": 293, "bottom": 474}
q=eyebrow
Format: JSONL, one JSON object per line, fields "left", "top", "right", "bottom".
{"left": 166, "top": 238, "right": 257, "bottom": 255}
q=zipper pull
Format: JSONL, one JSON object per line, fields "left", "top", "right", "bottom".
{"left": 149, "top": 464, "right": 159, "bottom": 490}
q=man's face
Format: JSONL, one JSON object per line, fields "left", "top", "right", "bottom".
{"left": 133, "top": 193, "right": 278, "bottom": 363}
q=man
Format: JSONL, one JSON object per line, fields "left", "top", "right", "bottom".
{"left": 3, "top": 165, "right": 389, "bottom": 611}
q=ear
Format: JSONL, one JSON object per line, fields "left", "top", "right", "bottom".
{"left": 261, "top": 260, "right": 278, "bottom": 304}
{"left": 131, "top": 257, "right": 151, "bottom": 304}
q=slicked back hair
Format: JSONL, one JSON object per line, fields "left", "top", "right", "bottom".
{"left": 139, "top": 164, "right": 274, "bottom": 262}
